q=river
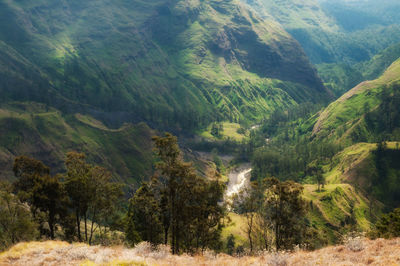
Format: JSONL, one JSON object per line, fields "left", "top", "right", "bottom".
{"left": 225, "top": 165, "right": 252, "bottom": 200}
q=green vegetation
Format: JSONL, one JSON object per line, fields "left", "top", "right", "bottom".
{"left": 200, "top": 122, "right": 248, "bottom": 141}
{"left": 370, "top": 207, "right": 400, "bottom": 239}
{"left": 233, "top": 178, "right": 308, "bottom": 252}
{"left": 0, "top": 102, "right": 154, "bottom": 184}
{"left": 221, "top": 213, "right": 248, "bottom": 249}
{"left": 0, "top": 0, "right": 328, "bottom": 132}
{"left": 3, "top": 0, "right": 400, "bottom": 257}
{"left": 245, "top": 0, "right": 400, "bottom": 64}
{"left": 313, "top": 59, "right": 400, "bottom": 144}
{"left": 0, "top": 182, "right": 38, "bottom": 251}
{"left": 7, "top": 154, "right": 125, "bottom": 245}
{"left": 126, "top": 133, "right": 227, "bottom": 254}
{"left": 239, "top": 60, "right": 400, "bottom": 245}
{"left": 316, "top": 42, "right": 400, "bottom": 97}
{"left": 316, "top": 63, "right": 364, "bottom": 97}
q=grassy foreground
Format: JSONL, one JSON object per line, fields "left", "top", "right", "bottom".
{"left": 1, "top": 238, "right": 400, "bottom": 265}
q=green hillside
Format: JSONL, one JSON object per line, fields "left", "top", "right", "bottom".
{"left": 244, "top": 0, "right": 400, "bottom": 64}
{"left": 359, "top": 43, "right": 400, "bottom": 80}
{"left": 0, "top": 0, "right": 329, "bottom": 131}
{"left": 317, "top": 43, "right": 400, "bottom": 97}
{"left": 307, "top": 141, "right": 400, "bottom": 237}
{"left": 0, "top": 102, "right": 154, "bottom": 184}
{"left": 312, "top": 58, "right": 400, "bottom": 144}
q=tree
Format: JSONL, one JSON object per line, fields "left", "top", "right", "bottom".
{"left": 226, "top": 234, "right": 236, "bottom": 255}
{"left": 0, "top": 182, "right": 38, "bottom": 250}
{"left": 233, "top": 181, "right": 264, "bottom": 254}
{"left": 187, "top": 172, "right": 226, "bottom": 252}
{"left": 264, "top": 178, "right": 307, "bottom": 250}
{"left": 235, "top": 178, "right": 307, "bottom": 252}
{"left": 307, "top": 165, "right": 325, "bottom": 192}
{"left": 65, "top": 152, "right": 123, "bottom": 244}
{"left": 126, "top": 182, "right": 163, "bottom": 245}
{"left": 13, "top": 156, "right": 67, "bottom": 239}
{"left": 64, "top": 151, "right": 91, "bottom": 242}
{"left": 371, "top": 207, "right": 400, "bottom": 239}
{"left": 211, "top": 123, "right": 223, "bottom": 138}
{"left": 149, "top": 133, "right": 227, "bottom": 254}
{"left": 86, "top": 166, "right": 124, "bottom": 245}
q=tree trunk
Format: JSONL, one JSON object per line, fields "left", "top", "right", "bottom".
{"left": 89, "top": 211, "right": 97, "bottom": 245}
{"left": 76, "top": 209, "right": 82, "bottom": 242}
{"left": 84, "top": 212, "right": 88, "bottom": 242}
{"left": 164, "top": 227, "right": 168, "bottom": 245}
{"left": 49, "top": 211, "right": 55, "bottom": 239}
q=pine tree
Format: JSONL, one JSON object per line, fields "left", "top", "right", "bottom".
{"left": 126, "top": 182, "right": 163, "bottom": 245}
{"left": 65, "top": 152, "right": 123, "bottom": 244}
{"left": 13, "top": 156, "right": 67, "bottom": 239}
{"left": 148, "top": 133, "right": 227, "bottom": 254}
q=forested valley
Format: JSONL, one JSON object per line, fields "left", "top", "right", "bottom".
{"left": 2, "top": 0, "right": 400, "bottom": 265}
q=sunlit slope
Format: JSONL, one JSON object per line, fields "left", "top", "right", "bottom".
{"left": 0, "top": 0, "right": 328, "bottom": 129}
{"left": 304, "top": 141, "right": 400, "bottom": 243}
{"left": 312, "top": 59, "right": 400, "bottom": 144}
{"left": 0, "top": 102, "right": 154, "bottom": 184}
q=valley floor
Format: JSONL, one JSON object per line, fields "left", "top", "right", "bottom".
{"left": 1, "top": 238, "right": 400, "bottom": 266}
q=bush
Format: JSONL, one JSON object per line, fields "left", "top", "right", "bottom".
{"left": 343, "top": 232, "right": 365, "bottom": 252}
{"left": 269, "top": 252, "right": 289, "bottom": 266}
{"left": 371, "top": 207, "right": 400, "bottom": 239}
{"left": 0, "top": 182, "right": 38, "bottom": 250}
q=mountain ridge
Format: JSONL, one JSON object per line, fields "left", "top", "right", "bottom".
{"left": 0, "top": 0, "right": 329, "bottom": 131}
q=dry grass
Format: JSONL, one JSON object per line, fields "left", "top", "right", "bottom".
{"left": 1, "top": 238, "right": 400, "bottom": 265}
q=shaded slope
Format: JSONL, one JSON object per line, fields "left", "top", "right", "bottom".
{"left": 0, "top": 102, "right": 154, "bottom": 185}
{"left": 244, "top": 0, "right": 400, "bottom": 64}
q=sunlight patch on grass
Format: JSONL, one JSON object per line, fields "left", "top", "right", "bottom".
{"left": 200, "top": 122, "right": 248, "bottom": 141}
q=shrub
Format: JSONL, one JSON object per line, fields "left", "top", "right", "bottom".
{"left": 343, "top": 232, "right": 365, "bottom": 252}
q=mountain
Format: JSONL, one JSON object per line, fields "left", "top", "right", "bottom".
{"left": 319, "top": 0, "right": 400, "bottom": 29}
{"left": 247, "top": 58, "right": 400, "bottom": 242}
{"left": 317, "top": 42, "right": 400, "bottom": 96}
{"left": 0, "top": 0, "right": 329, "bottom": 132}
{"left": 244, "top": 0, "right": 400, "bottom": 64}
{"left": 312, "top": 58, "right": 400, "bottom": 144}
{"left": 0, "top": 102, "right": 154, "bottom": 184}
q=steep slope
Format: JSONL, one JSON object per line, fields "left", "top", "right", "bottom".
{"left": 320, "top": 0, "right": 400, "bottom": 29}
{"left": 0, "top": 102, "right": 154, "bottom": 184}
{"left": 312, "top": 58, "right": 400, "bottom": 144}
{"left": 317, "top": 42, "right": 400, "bottom": 97}
{"left": 0, "top": 0, "right": 328, "bottom": 130}
{"left": 244, "top": 0, "right": 400, "bottom": 64}
{"left": 359, "top": 43, "right": 400, "bottom": 80}
{"left": 302, "top": 141, "right": 400, "bottom": 243}
{"left": 323, "top": 142, "right": 400, "bottom": 209}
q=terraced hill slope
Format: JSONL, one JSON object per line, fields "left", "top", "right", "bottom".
{"left": 0, "top": 102, "right": 154, "bottom": 184}
{"left": 0, "top": 0, "right": 329, "bottom": 131}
